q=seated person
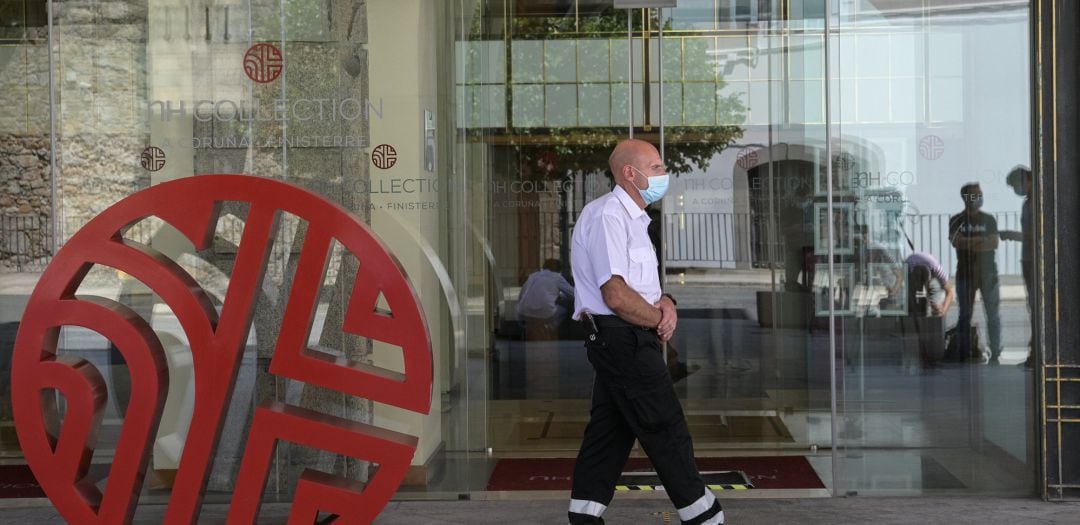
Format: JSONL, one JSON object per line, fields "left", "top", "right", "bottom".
{"left": 905, "top": 251, "right": 955, "bottom": 317}
{"left": 516, "top": 259, "right": 575, "bottom": 341}
{"left": 902, "top": 251, "right": 956, "bottom": 370}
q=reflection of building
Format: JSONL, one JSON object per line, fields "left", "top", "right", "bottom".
{"left": 2, "top": 0, "right": 1079, "bottom": 516}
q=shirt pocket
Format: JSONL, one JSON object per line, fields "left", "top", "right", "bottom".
{"left": 627, "top": 246, "right": 655, "bottom": 286}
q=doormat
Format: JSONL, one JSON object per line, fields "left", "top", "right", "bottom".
{"left": 516, "top": 415, "right": 793, "bottom": 444}
{"left": 616, "top": 470, "right": 752, "bottom": 491}
{"left": 0, "top": 464, "right": 110, "bottom": 498}
{"left": 486, "top": 456, "right": 825, "bottom": 491}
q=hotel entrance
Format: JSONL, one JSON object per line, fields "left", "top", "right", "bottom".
{"left": 449, "top": 0, "right": 1037, "bottom": 496}
{"left": 0, "top": 0, "right": 1041, "bottom": 509}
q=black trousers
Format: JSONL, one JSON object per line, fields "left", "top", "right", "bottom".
{"left": 569, "top": 318, "right": 722, "bottom": 525}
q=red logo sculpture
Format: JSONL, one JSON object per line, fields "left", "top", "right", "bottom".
{"left": 12, "top": 175, "right": 433, "bottom": 524}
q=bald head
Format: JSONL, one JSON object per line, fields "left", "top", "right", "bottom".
{"left": 607, "top": 139, "right": 666, "bottom": 209}
{"left": 608, "top": 139, "right": 656, "bottom": 175}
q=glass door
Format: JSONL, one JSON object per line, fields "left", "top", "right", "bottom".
{"left": 831, "top": 0, "right": 1037, "bottom": 495}
{"left": 453, "top": 0, "right": 840, "bottom": 492}
{"left": 656, "top": 0, "right": 834, "bottom": 490}
{"left": 450, "top": 0, "right": 1038, "bottom": 497}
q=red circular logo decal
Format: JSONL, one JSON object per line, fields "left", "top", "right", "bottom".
{"left": 243, "top": 43, "right": 283, "bottom": 83}
{"left": 140, "top": 146, "right": 166, "bottom": 171}
{"left": 919, "top": 135, "right": 945, "bottom": 160}
{"left": 12, "top": 175, "right": 432, "bottom": 523}
{"left": 736, "top": 149, "right": 759, "bottom": 170}
{"left": 372, "top": 144, "right": 397, "bottom": 169}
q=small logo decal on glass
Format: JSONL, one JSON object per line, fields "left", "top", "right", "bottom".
{"left": 244, "top": 43, "right": 284, "bottom": 83}
{"left": 736, "top": 149, "right": 759, "bottom": 170}
{"left": 919, "top": 135, "right": 945, "bottom": 160}
{"left": 140, "top": 146, "right": 166, "bottom": 171}
{"left": 372, "top": 144, "right": 398, "bottom": 169}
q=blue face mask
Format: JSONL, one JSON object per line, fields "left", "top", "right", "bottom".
{"left": 631, "top": 166, "right": 669, "bottom": 205}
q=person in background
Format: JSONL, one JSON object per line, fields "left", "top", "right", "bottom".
{"left": 950, "top": 182, "right": 1003, "bottom": 364}
{"left": 516, "top": 258, "right": 575, "bottom": 341}
{"left": 567, "top": 139, "right": 723, "bottom": 525}
{"left": 902, "top": 251, "right": 956, "bottom": 370}
{"left": 1001, "top": 165, "right": 1035, "bottom": 368}
{"left": 905, "top": 251, "right": 955, "bottom": 317}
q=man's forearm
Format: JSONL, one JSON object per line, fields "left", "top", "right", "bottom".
{"left": 601, "top": 277, "right": 662, "bottom": 328}
{"left": 954, "top": 236, "right": 996, "bottom": 251}
{"left": 940, "top": 283, "right": 955, "bottom": 314}
{"left": 612, "top": 299, "right": 662, "bottom": 328}
{"left": 954, "top": 237, "right": 975, "bottom": 250}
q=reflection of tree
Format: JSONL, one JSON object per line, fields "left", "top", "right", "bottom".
{"left": 510, "top": 6, "right": 650, "bottom": 37}
{"left": 460, "top": 5, "right": 746, "bottom": 176}
{"left": 484, "top": 125, "right": 744, "bottom": 177}
{"left": 464, "top": 3, "right": 747, "bottom": 283}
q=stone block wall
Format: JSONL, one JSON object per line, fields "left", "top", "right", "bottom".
{"left": 53, "top": 1, "right": 150, "bottom": 230}
{"left": 0, "top": 135, "right": 51, "bottom": 270}
{"left": 0, "top": 5, "right": 51, "bottom": 270}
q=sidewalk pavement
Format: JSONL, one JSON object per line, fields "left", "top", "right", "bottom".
{"left": 0, "top": 495, "right": 1076, "bottom": 524}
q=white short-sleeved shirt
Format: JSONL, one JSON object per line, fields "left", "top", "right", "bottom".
{"left": 571, "top": 186, "right": 661, "bottom": 320}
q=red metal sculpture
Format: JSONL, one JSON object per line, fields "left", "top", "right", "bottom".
{"left": 12, "top": 175, "right": 433, "bottom": 524}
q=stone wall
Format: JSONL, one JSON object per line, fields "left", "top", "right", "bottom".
{"left": 0, "top": 8, "right": 50, "bottom": 270}
{"left": 53, "top": 1, "right": 150, "bottom": 235}
{"left": 0, "top": 135, "right": 51, "bottom": 270}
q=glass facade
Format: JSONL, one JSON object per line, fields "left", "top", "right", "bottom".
{"left": 0, "top": 0, "right": 1041, "bottom": 512}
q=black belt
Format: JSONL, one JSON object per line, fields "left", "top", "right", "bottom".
{"left": 582, "top": 313, "right": 652, "bottom": 333}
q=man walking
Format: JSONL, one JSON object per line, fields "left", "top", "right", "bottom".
{"left": 950, "top": 182, "right": 1003, "bottom": 363}
{"left": 567, "top": 139, "right": 723, "bottom": 525}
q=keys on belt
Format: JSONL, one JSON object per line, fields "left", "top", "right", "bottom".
{"left": 582, "top": 313, "right": 600, "bottom": 341}
{"left": 582, "top": 313, "right": 651, "bottom": 339}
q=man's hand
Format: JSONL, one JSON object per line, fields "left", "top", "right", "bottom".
{"left": 656, "top": 296, "right": 678, "bottom": 342}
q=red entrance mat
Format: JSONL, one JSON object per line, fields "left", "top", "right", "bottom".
{"left": 486, "top": 456, "right": 825, "bottom": 491}
{"left": 0, "top": 464, "right": 51, "bottom": 498}
{"left": 0, "top": 464, "right": 110, "bottom": 498}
